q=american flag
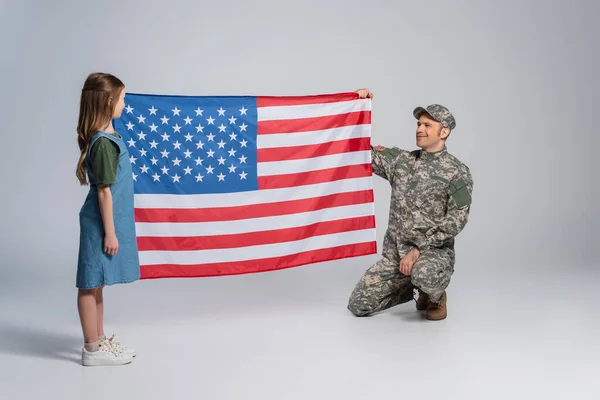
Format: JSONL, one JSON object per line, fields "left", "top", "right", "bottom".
{"left": 113, "top": 92, "right": 377, "bottom": 279}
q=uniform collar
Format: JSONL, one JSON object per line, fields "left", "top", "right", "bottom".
{"left": 419, "top": 146, "right": 447, "bottom": 160}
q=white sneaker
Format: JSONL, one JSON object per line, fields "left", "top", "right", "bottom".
{"left": 106, "top": 334, "right": 136, "bottom": 357}
{"left": 81, "top": 339, "right": 133, "bottom": 366}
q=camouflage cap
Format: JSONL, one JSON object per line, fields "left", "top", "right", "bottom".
{"left": 413, "top": 104, "right": 456, "bottom": 130}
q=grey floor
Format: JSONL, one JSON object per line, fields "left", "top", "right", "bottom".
{"left": 1, "top": 257, "right": 598, "bottom": 400}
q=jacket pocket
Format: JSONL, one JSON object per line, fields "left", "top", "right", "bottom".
{"left": 450, "top": 178, "right": 472, "bottom": 208}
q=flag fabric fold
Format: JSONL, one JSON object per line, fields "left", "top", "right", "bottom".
{"left": 113, "top": 92, "right": 377, "bottom": 279}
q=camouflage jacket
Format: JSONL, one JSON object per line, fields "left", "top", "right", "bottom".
{"left": 371, "top": 144, "right": 473, "bottom": 255}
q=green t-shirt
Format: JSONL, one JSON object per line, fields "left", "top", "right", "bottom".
{"left": 90, "top": 132, "right": 120, "bottom": 186}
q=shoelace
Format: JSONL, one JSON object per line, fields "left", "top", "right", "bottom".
{"left": 107, "top": 334, "right": 129, "bottom": 353}
{"left": 102, "top": 336, "right": 127, "bottom": 355}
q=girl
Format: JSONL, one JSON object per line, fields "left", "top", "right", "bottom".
{"left": 75, "top": 72, "right": 139, "bottom": 366}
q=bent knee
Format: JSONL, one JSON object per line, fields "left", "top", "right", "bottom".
{"left": 347, "top": 295, "right": 375, "bottom": 317}
{"left": 347, "top": 303, "right": 373, "bottom": 317}
{"left": 411, "top": 268, "right": 450, "bottom": 292}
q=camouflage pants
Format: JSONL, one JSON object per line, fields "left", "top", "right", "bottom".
{"left": 347, "top": 248, "right": 454, "bottom": 317}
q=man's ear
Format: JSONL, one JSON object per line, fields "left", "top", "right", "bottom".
{"left": 441, "top": 128, "right": 451, "bottom": 139}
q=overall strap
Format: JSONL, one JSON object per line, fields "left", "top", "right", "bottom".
{"left": 87, "top": 132, "right": 120, "bottom": 157}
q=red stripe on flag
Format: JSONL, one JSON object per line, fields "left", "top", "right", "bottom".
{"left": 137, "top": 215, "right": 375, "bottom": 251}
{"left": 257, "top": 137, "right": 370, "bottom": 163}
{"left": 256, "top": 93, "right": 358, "bottom": 107}
{"left": 135, "top": 189, "right": 374, "bottom": 223}
{"left": 140, "top": 241, "right": 377, "bottom": 279}
{"left": 258, "top": 164, "right": 372, "bottom": 190}
{"left": 257, "top": 111, "right": 371, "bottom": 135}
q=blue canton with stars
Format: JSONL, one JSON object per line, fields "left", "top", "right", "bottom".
{"left": 113, "top": 93, "right": 258, "bottom": 195}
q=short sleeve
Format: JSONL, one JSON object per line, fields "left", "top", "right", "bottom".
{"left": 90, "top": 137, "right": 120, "bottom": 185}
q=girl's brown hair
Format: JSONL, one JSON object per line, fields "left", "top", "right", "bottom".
{"left": 76, "top": 72, "right": 125, "bottom": 185}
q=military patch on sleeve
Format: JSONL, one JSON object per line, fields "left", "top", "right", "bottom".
{"left": 374, "top": 144, "right": 386, "bottom": 152}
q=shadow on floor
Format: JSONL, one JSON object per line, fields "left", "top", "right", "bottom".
{"left": 0, "top": 322, "right": 81, "bottom": 364}
{"left": 388, "top": 307, "right": 427, "bottom": 322}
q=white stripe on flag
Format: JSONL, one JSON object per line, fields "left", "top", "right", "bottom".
{"left": 133, "top": 177, "right": 373, "bottom": 209}
{"left": 256, "top": 124, "right": 371, "bottom": 148}
{"left": 257, "top": 150, "right": 371, "bottom": 176}
{"left": 139, "top": 228, "right": 376, "bottom": 265}
{"left": 135, "top": 203, "right": 374, "bottom": 236}
{"left": 257, "top": 99, "right": 371, "bottom": 121}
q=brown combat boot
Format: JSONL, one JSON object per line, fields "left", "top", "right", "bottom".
{"left": 415, "top": 289, "right": 429, "bottom": 311}
{"left": 426, "top": 291, "right": 447, "bottom": 321}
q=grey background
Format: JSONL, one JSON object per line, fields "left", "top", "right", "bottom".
{"left": 0, "top": 0, "right": 598, "bottom": 399}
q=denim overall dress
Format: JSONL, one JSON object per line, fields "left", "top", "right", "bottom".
{"left": 76, "top": 131, "right": 140, "bottom": 289}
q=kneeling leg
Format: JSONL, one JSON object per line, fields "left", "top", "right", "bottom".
{"left": 410, "top": 249, "right": 453, "bottom": 303}
{"left": 348, "top": 257, "right": 414, "bottom": 317}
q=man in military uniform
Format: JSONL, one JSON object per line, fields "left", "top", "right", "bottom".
{"left": 347, "top": 88, "right": 474, "bottom": 320}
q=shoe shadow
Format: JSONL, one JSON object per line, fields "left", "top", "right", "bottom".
{"left": 0, "top": 322, "right": 81, "bottom": 364}
{"left": 389, "top": 307, "right": 426, "bottom": 322}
